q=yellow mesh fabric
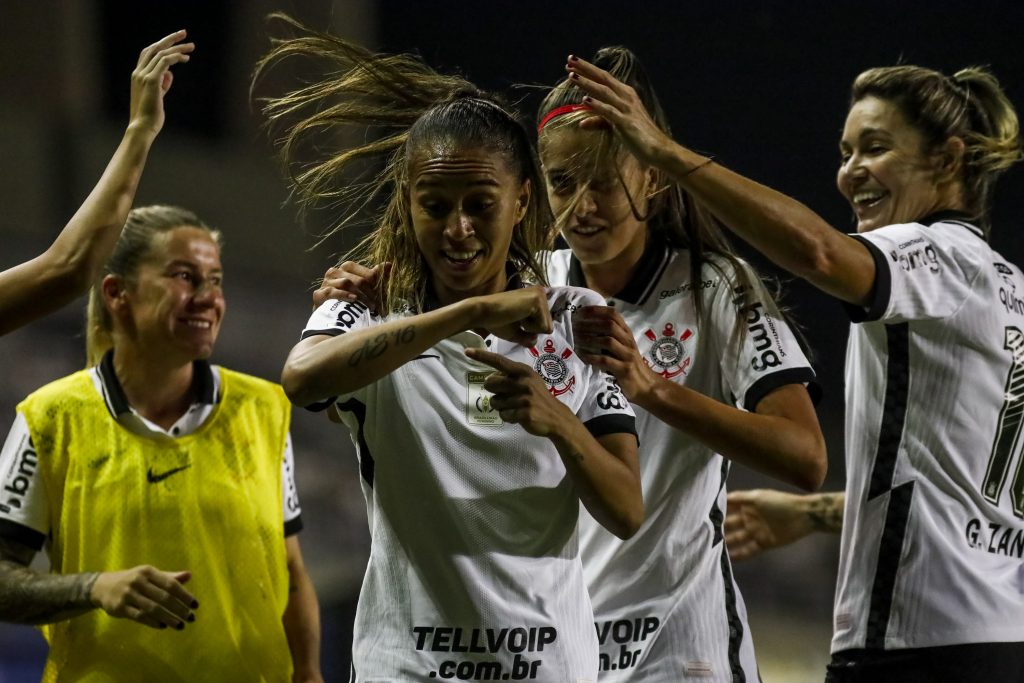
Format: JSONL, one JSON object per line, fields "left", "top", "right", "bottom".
{"left": 20, "top": 368, "right": 293, "bottom": 682}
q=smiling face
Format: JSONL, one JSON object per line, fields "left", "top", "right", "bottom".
{"left": 540, "top": 125, "right": 651, "bottom": 268}
{"left": 110, "top": 226, "right": 225, "bottom": 363}
{"left": 837, "top": 95, "right": 955, "bottom": 232}
{"left": 408, "top": 142, "right": 530, "bottom": 305}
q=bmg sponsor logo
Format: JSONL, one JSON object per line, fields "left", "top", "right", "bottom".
{"left": 0, "top": 438, "right": 38, "bottom": 514}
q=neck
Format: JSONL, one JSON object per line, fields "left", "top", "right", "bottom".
{"left": 432, "top": 270, "right": 509, "bottom": 308}
{"left": 579, "top": 230, "right": 648, "bottom": 299}
{"left": 111, "top": 343, "right": 196, "bottom": 430}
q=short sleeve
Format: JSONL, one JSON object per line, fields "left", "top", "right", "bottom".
{"left": 708, "top": 260, "right": 817, "bottom": 412}
{"left": 843, "top": 222, "right": 984, "bottom": 324}
{"left": 556, "top": 287, "right": 638, "bottom": 440}
{"left": 281, "top": 433, "right": 303, "bottom": 537}
{"left": 298, "top": 298, "right": 379, "bottom": 411}
{"left": 0, "top": 413, "right": 50, "bottom": 551}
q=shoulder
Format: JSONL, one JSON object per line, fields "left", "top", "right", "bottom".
{"left": 217, "top": 367, "right": 289, "bottom": 406}
{"left": 546, "top": 285, "right": 604, "bottom": 317}
{"left": 19, "top": 370, "right": 95, "bottom": 412}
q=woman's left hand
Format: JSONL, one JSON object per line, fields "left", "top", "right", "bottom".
{"left": 564, "top": 55, "right": 673, "bottom": 168}
{"left": 464, "top": 349, "right": 570, "bottom": 438}
{"left": 571, "top": 305, "right": 656, "bottom": 402}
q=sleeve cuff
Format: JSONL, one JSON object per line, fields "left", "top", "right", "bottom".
{"left": 300, "top": 328, "right": 345, "bottom": 340}
{"left": 0, "top": 519, "right": 46, "bottom": 552}
{"left": 744, "top": 367, "right": 817, "bottom": 411}
{"left": 583, "top": 414, "right": 638, "bottom": 443}
{"left": 284, "top": 516, "right": 304, "bottom": 537}
{"left": 843, "top": 235, "right": 891, "bottom": 323}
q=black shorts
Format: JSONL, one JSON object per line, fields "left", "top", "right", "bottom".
{"left": 825, "top": 642, "right": 1024, "bottom": 683}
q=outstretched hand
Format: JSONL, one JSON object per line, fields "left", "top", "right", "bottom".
{"left": 130, "top": 30, "right": 195, "bottom": 136}
{"left": 724, "top": 489, "right": 815, "bottom": 562}
{"left": 90, "top": 565, "right": 197, "bottom": 630}
{"left": 464, "top": 348, "right": 569, "bottom": 438}
{"left": 564, "top": 55, "right": 672, "bottom": 168}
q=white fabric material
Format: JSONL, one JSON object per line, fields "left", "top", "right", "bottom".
{"left": 834, "top": 218, "right": 1024, "bottom": 652}
{"left": 548, "top": 246, "right": 815, "bottom": 681}
{"left": 304, "top": 286, "right": 634, "bottom": 683}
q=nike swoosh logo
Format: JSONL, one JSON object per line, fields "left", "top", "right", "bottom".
{"left": 146, "top": 464, "right": 192, "bottom": 484}
{"left": 413, "top": 354, "right": 441, "bottom": 361}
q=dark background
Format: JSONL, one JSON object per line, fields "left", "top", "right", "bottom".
{"left": 1, "top": 1, "right": 1022, "bottom": 680}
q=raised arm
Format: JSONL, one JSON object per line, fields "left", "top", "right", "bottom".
{"left": 564, "top": 55, "right": 876, "bottom": 306}
{"left": 464, "top": 348, "right": 642, "bottom": 539}
{"left": 0, "top": 30, "right": 194, "bottom": 336}
{"left": 283, "top": 287, "right": 553, "bottom": 406}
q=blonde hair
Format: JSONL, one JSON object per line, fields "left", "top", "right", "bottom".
{"left": 253, "top": 14, "right": 551, "bottom": 313}
{"left": 85, "top": 205, "right": 220, "bottom": 367}
{"left": 852, "top": 65, "right": 1023, "bottom": 235}
{"left": 537, "top": 46, "right": 762, "bottom": 337}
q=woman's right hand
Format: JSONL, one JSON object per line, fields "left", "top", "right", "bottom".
{"left": 129, "top": 30, "right": 195, "bottom": 137}
{"left": 564, "top": 54, "right": 673, "bottom": 168}
{"left": 312, "top": 262, "right": 390, "bottom": 312}
{"left": 91, "top": 565, "right": 197, "bottom": 630}
{"left": 469, "top": 287, "right": 553, "bottom": 347}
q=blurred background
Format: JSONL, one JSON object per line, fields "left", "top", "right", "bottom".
{"left": 1, "top": 1, "right": 1022, "bottom": 680}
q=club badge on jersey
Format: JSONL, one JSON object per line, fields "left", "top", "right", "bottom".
{"left": 530, "top": 339, "right": 577, "bottom": 396}
{"left": 642, "top": 323, "right": 694, "bottom": 379}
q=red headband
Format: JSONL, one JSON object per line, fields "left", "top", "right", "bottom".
{"left": 537, "top": 104, "right": 592, "bottom": 133}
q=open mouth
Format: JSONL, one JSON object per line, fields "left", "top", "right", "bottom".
{"left": 442, "top": 249, "right": 482, "bottom": 269}
{"left": 570, "top": 223, "right": 605, "bottom": 237}
{"left": 183, "top": 319, "right": 212, "bottom": 330}
{"left": 852, "top": 190, "right": 887, "bottom": 211}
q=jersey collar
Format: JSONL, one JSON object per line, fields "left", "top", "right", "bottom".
{"left": 919, "top": 210, "right": 985, "bottom": 239}
{"left": 567, "top": 234, "right": 672, "bottom": 305}
{"left": 97, "top": 350, "right": 217, "bottom": 417}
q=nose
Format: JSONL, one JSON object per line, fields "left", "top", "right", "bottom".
{"left": 190, "top": 278, "right": 222, "bottom": 307}
{"left": 444, "top": 212, "right": 474, "bottom": 241}
{"left": 574, "top": 189, "right": 597, "bottom": 217}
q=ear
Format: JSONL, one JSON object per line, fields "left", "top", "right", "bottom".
{"left": 100, "top": 274, "right": 129, "bottom": 316}
{"left": 935, "top": 136, "right": 966, "bottom": 184}
{"left": 643, "top": 165, "right": 660, "bottom": 198}
{"left": 515, "top": 178, "right": 531, "bottom": 224}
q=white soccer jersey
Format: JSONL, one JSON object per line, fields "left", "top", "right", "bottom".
{"left": 302, "top": 286, "right": 636, "bottom": 683}
{"left": 833, "top": 212, "right": 1024, "bottom": 653}
{"left": 548, "top": 241, "right": 816, "bottom": 682}
{"left": 0, "top": 355, "right": 302, "bottom": 550}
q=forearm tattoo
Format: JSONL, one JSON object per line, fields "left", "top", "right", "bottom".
{"left": 347, "top": 326, "right": 416, "bottom": 368}
{"left": 807, "top": 493, "right": 844, "bottom": 533}
{"left": 0, "top": 539, "right": 98, "bottom": 624}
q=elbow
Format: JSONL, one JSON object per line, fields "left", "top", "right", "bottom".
{"left": 281, "top": 358, "right": 320, "bottom": 408}
{"left": 792, "top": 436, "right": 828, "bottom": 492}
{"left": 611, "top": 499, "right": 644, "bottom": 540}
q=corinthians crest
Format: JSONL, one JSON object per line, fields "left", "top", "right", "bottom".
{"left": 643, "top": 323, "right": 693, "bottom": 379}
{"left": 530, "top": 338, "right": 577, "bottom": 396}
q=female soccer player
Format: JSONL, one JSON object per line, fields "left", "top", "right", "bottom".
{"left": 0, "top": 30, "right": 192, "bottom": 337}
{"left": 569, "top": 55, "right": 1024, "bottom": 681}
{"left": 535, "top": 47, "right": 826, "bottom": 682}
{"left": 257, "top": 17, "right": 642, "bottom": 682}
{"left": 0, "top": 205, "right": 322, "bottom": 681}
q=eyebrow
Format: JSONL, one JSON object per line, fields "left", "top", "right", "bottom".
{"left": 165, "top": 260, "right": 222, "bottom": 273}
